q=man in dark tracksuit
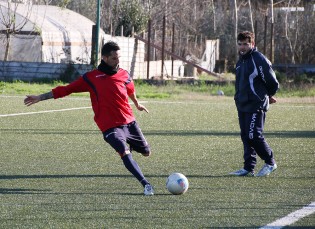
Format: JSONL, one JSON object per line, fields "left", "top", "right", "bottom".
{"left": 230, "top": 31, "right": 279, "bottom": 177}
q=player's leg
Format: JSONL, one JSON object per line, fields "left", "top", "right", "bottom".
{"left": 230, "top": 111, "right": 256, "bottom": 176}
{"left": 240, "top": 112, "right": 257, "bottom": 172}
{"left": 121, "top": 152, "right": 154, "bottom": 195}
{"left": 247, "top": 111, "right": 277, "bottom": 176}
{"left": 124, "top": 121, "right": 154, "bottom": 195}
{"left": 126, "top": 121, "right": 151, "bottom": 157}
{"left": 247, "top": 111, "right": 275, "bottom": 166}
{"left": 242, "top": 112, "right": 258, "bottom": 171}
{"left": 103, "top": 126, "right": 153, "bottom": 194}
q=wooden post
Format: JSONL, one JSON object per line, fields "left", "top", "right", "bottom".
{"left": 147, "top": 19, "right": 151, "bottom": 80}
{"left": 254, "top": 20, "right": 258, "bottom": 48}
{"left": 161, "top": 15, "right": 166, "bottom": 79}
{"left": 153, "top": 30, "right": 156, "bottom": 60}
{"left": 91, "top": 25, "right": 96, "bottom": 66}
{"left": 171, "top": 23, "right": 175, "bottom": 79}
{"left": 270, "top": 22, "right": 274, "bottom": 62}
{"left": 270, "top": 0, "right": 274, "bottom": 62}
{"left": 95, "top": 0, "right": 101, "bottom": 65}
{"left": 264, "top": 15, "right": 268, "bottom": 55}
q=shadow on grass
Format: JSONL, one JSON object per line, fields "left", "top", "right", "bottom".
{"left": 204, "top": 228, "right": 313, "bottom": 229}
{"left": 0, "top": 129, "right": 314, "bottom": 138}
{"left": 0, "top": 188, "right": 51, "bottom": 194}
{"left": 0, "top": 174, "right": 135, "bottom": 180}
{"left": 0, "top": 188, "right": 171, "bottom": 196}
{"left": 0, "top": 129, "right": 99, "bottom": 135}
{"left": 0, "top": 174, "right": 232, "bottom": 180}
{"left": 143, "top": 130, "right": 315, "bottom": 138}
{"left": 2, "top": 174, "right": 312, "bottom": 184}
{"left": 0, "top": 187, "right": 151, "bottom": 196}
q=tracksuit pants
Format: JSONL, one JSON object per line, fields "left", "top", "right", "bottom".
{"left": 238, "top": 110, "right": 275, "bottom": 172}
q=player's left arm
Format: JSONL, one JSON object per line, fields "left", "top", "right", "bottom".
{"left": 126, "top": 80, "right": 149, "bottom": 113}
{"left": 129, "top": 92, "right": 149, "bottom": 113}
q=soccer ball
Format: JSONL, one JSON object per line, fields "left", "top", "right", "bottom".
{"left": 166, "top": 173, "right": 189, "bottom": 195}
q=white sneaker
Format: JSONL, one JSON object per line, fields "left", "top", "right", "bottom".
{"left": 229, "top": 168, "right": 254, "bottom": 176}
{"left": 144, "top": 184, "right": 154, "bottom": 196}
{"left": 256, "top": 163, "right": 277, "bottom": 177}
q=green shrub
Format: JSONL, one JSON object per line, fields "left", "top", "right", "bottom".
{"left": 275, "top": 71, "right": 287, "bottom": 83}
{"left": 294, "top": 73, "right": 313, "bottom": 84}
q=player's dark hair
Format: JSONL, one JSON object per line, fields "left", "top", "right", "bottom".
{"left": 237, "top": 31, "right": 254, "bottom": 43}
{"left": 101, "top": 41, "right": 120, "bottom": 56}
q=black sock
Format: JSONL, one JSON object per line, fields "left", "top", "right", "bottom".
{"left": 122, "top": 154, "right": 149, "bottom": 187}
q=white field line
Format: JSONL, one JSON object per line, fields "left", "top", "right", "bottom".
{"left": 0, "top": 102, "right": 146, "bottom": 118}
{"left": 260, "top": 201, "right": 315, "bottom": 229}
{"left": 0, "top": 107, "right": 91, "bottom": 117}
{"left": 1, "top": 95, "right": 315, "bottom": 108}
{"left": 0, "top": 100, "right": 148, "bottom": 118}
{"left": 0, "top": 101, "right": 153, "bottom": 118}
{"left": 0, "top": 96, "right": 314, "bottom": 118}
{"left": 0, "top": 95, "right": 88, "bottom": 100}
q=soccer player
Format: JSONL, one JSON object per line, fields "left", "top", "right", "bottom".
{"left": 24, "top": 41, "right": 154, "bottom": 195}
{"left": 230, "top": 31, "right": 279, "bottom": 177}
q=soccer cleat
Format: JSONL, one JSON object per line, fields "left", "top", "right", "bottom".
{"left": 144, "top": 184, "right": 154, "bottom": 196}
{"left": 256, "top": 163, "right": 277, "bottom": 177}
{"left": 229, "top": 168, "right": 254, "bottom": 176}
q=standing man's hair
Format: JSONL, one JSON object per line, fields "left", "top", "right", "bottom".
{"left": 237, "top": 31, "right": 254, "bottom": 43}
{"left": 101, "top": 41, "right": 120, "bottom": 56}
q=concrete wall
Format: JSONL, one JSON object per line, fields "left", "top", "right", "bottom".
{"left": 0, "top": 59, "right": 185, "bottom": 81}
{"left": 0, "top": 61, "right": 92, "bottom": 81}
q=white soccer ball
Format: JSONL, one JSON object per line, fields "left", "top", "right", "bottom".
{"left": 166, "top": 173, "right": 189, "bottom": 195}
{"left": 217, "top": 90, "right": 224, "bottom": 96}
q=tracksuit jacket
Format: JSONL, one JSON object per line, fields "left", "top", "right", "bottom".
{"left": 234, "top": 48, "right": 279, "bottom": 113}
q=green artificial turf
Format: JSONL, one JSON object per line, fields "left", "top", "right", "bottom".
{"left": 0, "top": 94, "right": 314, "bottom": 228}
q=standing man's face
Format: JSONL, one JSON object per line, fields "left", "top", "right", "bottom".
{"left": 237, "top": 38, "right": 254, "bottom": 55}
{"left": 103, "top": 50, "right": 120, "bottom": 68}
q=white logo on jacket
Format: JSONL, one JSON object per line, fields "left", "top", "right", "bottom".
{"left": 249, "top": 113, "right": 257, "bottom": 139}
{"left": 95, "top": 74, "right": 106, "bottom": 78}
{"left": 259, "top": 66, "right": 266, "bottom": 82}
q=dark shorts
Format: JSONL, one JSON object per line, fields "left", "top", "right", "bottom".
{"left": 102, "top": 121, "right": 150, "bottom": 155}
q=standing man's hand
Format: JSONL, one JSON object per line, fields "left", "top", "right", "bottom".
{"left": 269, "top": 96, "right": 277, "bottom": 104}
{"left": 24, "top": 95, "right": 40, "bottom": 106}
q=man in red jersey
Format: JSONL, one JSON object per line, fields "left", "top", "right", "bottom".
{"left": 24, "top": 41, "right": 154, "bottom": 196}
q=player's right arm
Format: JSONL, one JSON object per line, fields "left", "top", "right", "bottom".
{"left": 24, "top": 91, "right": 53, "bottom": 106}
{"left": 24, "top": 76, "right": 88, "bottom": 106}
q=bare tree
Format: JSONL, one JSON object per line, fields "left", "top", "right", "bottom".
{"left": 233, "top": 0, "right": 238, "bottom": 62}
{"left": 283, "top": 0, "right": 296, "bottom": 64}
{"left": 0, "top": 1, "right": 33, "bottom": 61}
{"left": 248, "top": 0, "right": 254, "bottom": 33}
{"left": 211, "top": 0, "right": 216, "bottom": 33}
{"left": 302, "top": 0, "right": 315, "bottom": 63}
{"left": 4, "top": 0, "right": 313, "bottom": 65}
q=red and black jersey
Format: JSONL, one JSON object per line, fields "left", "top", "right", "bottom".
{"left": 52, "top": 68, "right": 136, "bottom": 132}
